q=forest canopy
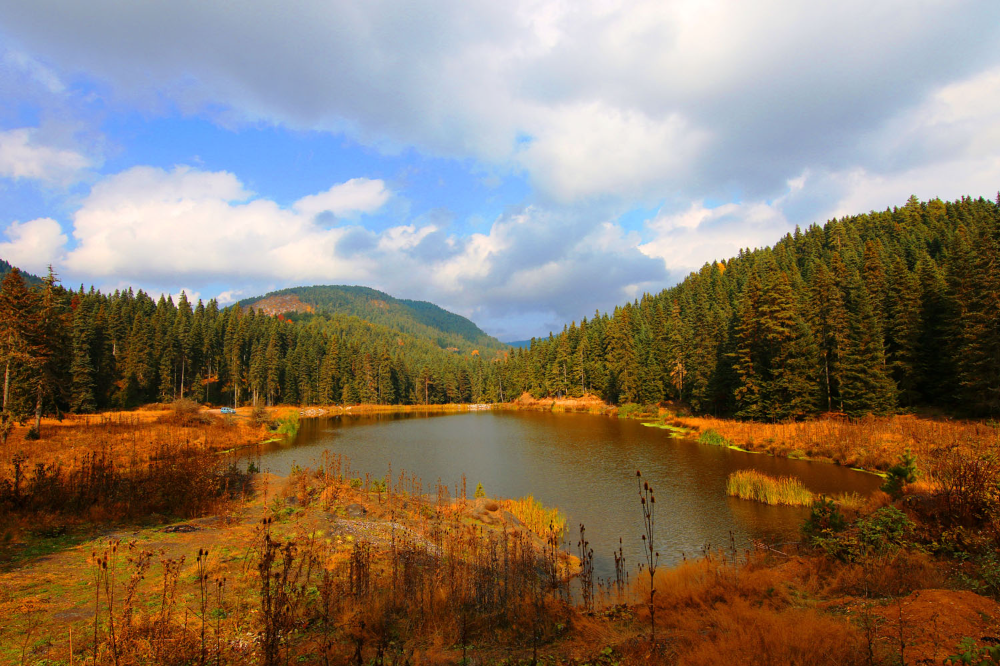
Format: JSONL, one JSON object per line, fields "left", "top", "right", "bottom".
{"left": 0, "top": 194, "right": 997, "bottom": 423}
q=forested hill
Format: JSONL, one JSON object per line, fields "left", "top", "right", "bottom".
{"left": 0, "top": 259, "right": 42, "bottom": 286}
{"left": 1, "top": 194, "right": 997, "bottom": 418}
{"left": 0, "top": 269, "right": 515, "bottom": 418}
{"left": 240, "top": 285, "right": 504, "bottom": 353}
{"left": 505, "top": 195, "right": 1000, "bottom": 419}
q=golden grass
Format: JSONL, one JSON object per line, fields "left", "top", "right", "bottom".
{"left": 675, "top": 413, "right": 1000, "bottom": 475}
{"left": 0, "top": 407, "right": 266, "bottom": 471}
{"left": 498, "top": 495, "right": 567, "bottom": 537}
{"left": 726, "top": 469, "right": 815, "bottom": 506}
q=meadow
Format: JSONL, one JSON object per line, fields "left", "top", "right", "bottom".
{"left": 1, "top": 404, "right": 999, "bottom": 665}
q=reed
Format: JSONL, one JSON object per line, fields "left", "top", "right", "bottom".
{"left": 725, "top": 469, "right": 814, "bottom": 506}
{"left": 498, "top": 495, "right": 567, "bottom": 537}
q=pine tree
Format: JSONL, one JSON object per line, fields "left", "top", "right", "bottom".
{"left": 840, "top": 270, "right": 896, "bottom": 416}
{"left": 69, "top": 298, "right": 97, "bottom": 414}
{"left": 32, "top": 267, "right": 70, "bottom": 433}
{"left": 808, "top": 261, "right": 850, "bottom": 412}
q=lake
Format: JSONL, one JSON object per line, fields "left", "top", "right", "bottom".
{"left": 258, "top": 410, "right": 881, "bottom": 579}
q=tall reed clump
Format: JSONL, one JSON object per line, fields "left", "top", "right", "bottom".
{"left": 498, "top": 495, "right": 567, "bottom": 537}
{"left": 726, "top": 469, "right": 814, "bottom": 506}
{"left": 699, "top": 429, "right": 732, "bottom": 447}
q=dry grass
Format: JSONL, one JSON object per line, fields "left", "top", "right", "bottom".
{"left": 498, "top": 495, "right": 568, "bottom": 537}
{"left": 726, "top": 469, "right": 815, "bottom": 506}
{"left": 0, "top": 404, "right": 268, "bottom": 551}
{"left": 2, "top": 459, "right": 997, "bottom": 666}
{"left": 0, "top": 405, "right": 266, "bottom": 472}
{"left": 675, "top": 413, "right": 1000, "bottom": 475}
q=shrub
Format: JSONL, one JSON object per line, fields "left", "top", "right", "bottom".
{"left": 937, "top": 449, "right": 1000, "bottom": 528}
{"left": 881, "top": 449, "right": 919, "bottom": 499}
{"left": 802, "top": 496, "right": 846, "bottom": 542}
{"left": 474, "top": 482, "right": 486, "bottom": 499}
{"left": 617, "top": 403, "right": 642, "bottom": 418}
{"left": 856, "top": 506, "right": 912, "bottom": 554}
{"left": 499, "top": 495, "right": 566, "bottom": 537}
{"left": 251, "top": 403, "right": 272, "bottom": 428}
{"left": 273, "top": 413, "right": 300, "bottom": 439}
{"left": 161, "top": 398, "right": 211, "bottom": 426}
{"left": 946, "top": 637, "right": 1000, "bottom": 665}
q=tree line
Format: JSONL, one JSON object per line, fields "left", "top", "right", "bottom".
{"left": 0, "top": 270, "right": 517, "bottom": 438}
{"left": 0, "top": 194, "right": 997, "bottom": 428}
{"left": 505, "top": 194, "right": 1000, "bottom": 419}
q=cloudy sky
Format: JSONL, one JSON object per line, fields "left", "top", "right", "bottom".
{"left": 1, "top": 1, "right": 999, "bottom": 340}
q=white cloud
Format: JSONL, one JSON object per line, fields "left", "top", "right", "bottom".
{"left": 640, "top": 199, "right": 792, "bottom": 273}
{"left": 515, "top": 102, "right": 709, "bottom": 201}
{"left": 13, "top": 164, "right": 664, "bottom": 337}
{"left": 170, "top": 288, "right": 200, "bottom": 305}
{"left": 3, "top": 0, "right": 996, "bottom": 202}
{"left": 293, "top": 177, "right": 390, "bottom": 219}
{"left": 0, "top": 128, "right": 90, "bottom": 184}
{"left": 0, "top": 217, "right": 67, "bottom": 274}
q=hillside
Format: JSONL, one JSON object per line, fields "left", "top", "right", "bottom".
{"left": 506, "top": 194, "right": 1000, "bottom": 419}
{"left": 0, "top": 259, "right": 43, "bottom": 286}
{"left": 241, "top": 285, "right": 505, "bottom": 353}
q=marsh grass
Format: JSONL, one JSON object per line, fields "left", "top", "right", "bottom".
{"left": 698, "top": 429, "right": 733, "bottom": 447}
{"left": 0, "top": 410, "right": 260, "bottom": 539}
{"left": 677, "top": 413, "right": 1000, "bottom": 475}
{"left": 726, "top": 470, "right": 814, "bottom": 506}
{"left": 499, "top": 495, "right": 567, "bottom": 537}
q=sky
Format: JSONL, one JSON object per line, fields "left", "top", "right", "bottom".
{"left": 1, "top": 1, "right": 999, "bottom": 341}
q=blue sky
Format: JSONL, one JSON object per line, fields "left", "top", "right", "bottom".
{"left": 1, "top": 1, "right": 999, "bottom": 340}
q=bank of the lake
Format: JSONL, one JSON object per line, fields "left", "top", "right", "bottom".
{"left": 260, "top": 409, "right": 882, "bottom": 579}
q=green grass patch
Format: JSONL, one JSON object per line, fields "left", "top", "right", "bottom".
{"left": 1, "top": 527, "right": 92, "bottom": 570}
{"left": 726, "top": 469, "right": 814, "bottom": 506}
{"left": 272, "top": 412, "right": 300, "bottom": 439}
{"left": 618, "top": 403, "right": 660, "bottom": 419}
{"left": 641, "top": 421, "right": 691, "bottom": 438}
{"left": 699, "top": 429, "right": 732, "bottom": 447}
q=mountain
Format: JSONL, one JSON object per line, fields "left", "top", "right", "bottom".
{"left": 0, "top": 259, "right": 44, "bottom": 286}
{"left": 241, "top": 285, "right": 506, "bottom": 353}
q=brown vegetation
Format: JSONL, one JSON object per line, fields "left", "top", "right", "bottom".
{"left": 0, "top": 402, "right": 270, "bottom": 558}
{"left": 2, "top": 406, "right": 1000, "bottom": 665}
{"left": 675, "top": 412, "right": 1000, "bottom": 475}
{"left": 512, "top": 391, "right": 612, "bottom": 414}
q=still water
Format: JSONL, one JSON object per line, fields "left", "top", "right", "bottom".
{"left": 259, "top": 410, "right": 881, "bottom": 579}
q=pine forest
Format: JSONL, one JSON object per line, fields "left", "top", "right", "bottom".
{"left": 0, "top": 194, "right": 998, "bottom": 428}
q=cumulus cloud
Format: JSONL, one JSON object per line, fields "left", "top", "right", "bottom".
{"left": 3, "top": 1, "right": 1000, "bottom": 338}
{"left": 1, "top": 164, "right": 664, "bottom": 338}
{"left": 2, "top": 0, "right": 997, "bottom": 202}
{"left": 293, "top": 178, "right": 391, "bottom": 219}
{"left": 61, "top": 166, "right": 386, "bottom": 282}
{"left": 640, "top": 198, "right": 794, "bottom": 275}
{"left": 0, "top": 217, "right": 67, "bottom": 274}
{"left": 0, "top": 128, "right": 90, "bottom": 184}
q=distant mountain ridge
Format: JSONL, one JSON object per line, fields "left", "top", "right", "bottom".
{"left": 0, "top": 259, "right": 43, "bottom": 286}
{"left": 241, "top": 285, "right": 506, "bottom": 352}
